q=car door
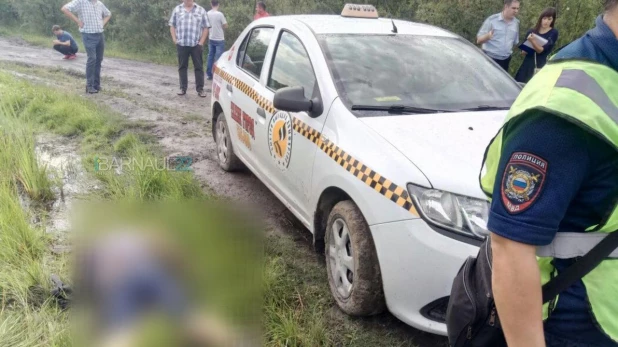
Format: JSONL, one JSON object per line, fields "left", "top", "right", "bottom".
{"left": 227, "top": 25, "right": 275, "bottom": 171}
{"left": 256, "top": 28, "right": 331, "bottom": 224}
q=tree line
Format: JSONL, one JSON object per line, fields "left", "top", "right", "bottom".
{"left": 0, "top": 0, "right": 605, "bottom": 72}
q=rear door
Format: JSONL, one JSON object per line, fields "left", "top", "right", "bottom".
{"left": 227, "top": 26, "right": 275, "bottom": 171}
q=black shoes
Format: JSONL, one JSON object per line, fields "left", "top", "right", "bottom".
{"left": 178, "top": 89, "right": 187, "bottom": 96}
{"left": 198, "top": 90, "right": 208, "bottom": 98}
{"left": 86, "top": 86, "right": 100, "bottom": 94}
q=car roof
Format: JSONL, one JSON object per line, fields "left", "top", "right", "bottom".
{"left": 255, "top": 15, "right": 459, "bottom": 37}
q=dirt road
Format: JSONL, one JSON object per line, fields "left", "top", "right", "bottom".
{"left": 0, "top": 37, "right": 448, "bottom": 346}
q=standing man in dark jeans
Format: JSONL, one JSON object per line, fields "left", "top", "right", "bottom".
{"left": 52, "top": 25, "right": 79, "bottom": 60}
{"left": 169, "top": 0, "right": 210, "bottom": 97}
{"left": 62, "top": 0, "right": 111, "bottom": 94}
{"left": 206, "top": 0, "right": 228, "bottom": 81}
{"left": 477, "top": 0, "right": 521, "bottom": 72}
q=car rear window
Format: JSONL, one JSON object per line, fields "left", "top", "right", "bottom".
{"left": 317, "top": 34, "right": 521, "bottom": 114}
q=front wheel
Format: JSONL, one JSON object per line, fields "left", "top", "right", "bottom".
{"left": 325, "top": 200, "right": 386, "bottom": 316}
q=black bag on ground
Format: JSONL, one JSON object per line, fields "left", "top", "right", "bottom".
{"left": 445, "top": 232, "right": 618, "bottom": 347}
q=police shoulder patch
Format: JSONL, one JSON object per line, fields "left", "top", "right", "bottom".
{"left": 501, "top": 152, "right": 548, "bottom": 214}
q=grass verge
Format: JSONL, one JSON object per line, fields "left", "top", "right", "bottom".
{"left": 0, "top": 96, "right": 70, "bottom": 346}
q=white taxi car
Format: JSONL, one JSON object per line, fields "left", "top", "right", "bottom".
{"left": 210, "top": 4, "right": 521, "bottom": 335}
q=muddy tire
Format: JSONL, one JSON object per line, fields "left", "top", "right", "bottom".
{"left": 325, "top": 200, "right": 386, "bottom": 316}
{"left": 214, "top": 113, "right": 243, "bottom": 172}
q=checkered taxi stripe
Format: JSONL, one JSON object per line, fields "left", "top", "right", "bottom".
{"left": 214, "top": 66, "right": 276, "bottom": 114}
{"left": 293, "top": 118, "right": 418, "bottom": 216}
{"left": 214, "top": 67, "right": 418, "bottom": 216}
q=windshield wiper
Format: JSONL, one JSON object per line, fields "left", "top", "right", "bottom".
{"left": 461, "top": 105, "right": 511, "bottom": 111}
{"left": 351, "top": 105, "right": 455, "bottom": 114}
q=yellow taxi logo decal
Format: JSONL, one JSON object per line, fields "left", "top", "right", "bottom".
{"left": 213, "top": 66, "right": 418, "bottom": 216}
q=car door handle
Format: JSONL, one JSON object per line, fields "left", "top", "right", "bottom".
{"left": 257, "top": 108, "right": 266, "bottom": 118}
{"left": 226, "top": 84, "right": 233, "bottom": 93}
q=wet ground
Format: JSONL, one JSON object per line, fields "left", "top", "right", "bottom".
{"left": 0, "top": 37, "right": 448, "bottom": 346}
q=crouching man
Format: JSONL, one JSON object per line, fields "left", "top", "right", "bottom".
{"left": 52, "top": 25, "right": 79, "bottom": 60}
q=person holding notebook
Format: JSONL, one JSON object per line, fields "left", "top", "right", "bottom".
{"left": 515, "top": 7, "right": 559, "bottom": 83}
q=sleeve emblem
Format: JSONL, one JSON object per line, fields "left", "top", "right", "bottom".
{"left": 501, "top": 152, "right": 548, "bottom": 214}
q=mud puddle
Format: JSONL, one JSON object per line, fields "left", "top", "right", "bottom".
{"left": 34, "top": 134, "right": 99, "bottom": 251}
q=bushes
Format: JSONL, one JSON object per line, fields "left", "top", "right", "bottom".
{"left": 2, "top": 0, "right": 606, "bottom": 68}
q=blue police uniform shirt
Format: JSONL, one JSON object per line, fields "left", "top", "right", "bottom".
{"left": 553, "top": 15, "right": 618, "bottom": 71}
{"left": 56, "top": 31, "right": 78, "bottom": 51}
{"left": 487, "top": 14, "right": 618, "bottom": 346}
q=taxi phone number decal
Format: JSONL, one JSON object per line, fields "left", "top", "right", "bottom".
{"left": 231, "top": 102, "right": 255, "bottom": 150}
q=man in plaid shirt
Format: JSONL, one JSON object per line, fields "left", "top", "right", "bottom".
{"left": 62, "top": 0, "right": 111, "bottom": 94}
{"left": 169, "top": 0, "right": 211, "bottom": 97}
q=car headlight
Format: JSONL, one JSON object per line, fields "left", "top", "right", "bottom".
{"left": 407, "top": 184, "right": 490, "bottom": 240}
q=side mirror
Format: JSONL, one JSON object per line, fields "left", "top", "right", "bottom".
{"left": 273, "top": 86, "right": 323, "bottom": 118}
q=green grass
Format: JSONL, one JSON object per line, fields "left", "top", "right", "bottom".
{"left": 0, "top": 26, "right": 177, "bottom": 65}
{"left": 0, "top": 123, "right": 55, "bottom": 203}
{"left": 263, "top": 234, "right": 426, "bottom": 347}
{"left": 0, "top": 106, "right": 69, "bottom": 346}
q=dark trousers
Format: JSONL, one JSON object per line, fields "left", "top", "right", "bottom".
{"left": 53, "top": 45, "right": 78, "bottom": 55}
{"left": 82, "top": 33, "right": 105, "bottom": 91}
{"left": 177, "top": 44, "right": 204, "bottom": 92}
{"left": 491, "top": 56, "right": 512, "bottom": 72}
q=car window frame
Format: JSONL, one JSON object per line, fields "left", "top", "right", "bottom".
{"left": 236, "top": 25, "right": 276, "bottom": 82}
{"left": 266, "top": 29, "right": 321, "bottom": 101}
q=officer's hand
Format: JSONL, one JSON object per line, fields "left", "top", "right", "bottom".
{"left": 79, "top": 21, "right": 84, "bottom": 28}
{"left": 488, "top": 30, "right": 494, "bottom": 39}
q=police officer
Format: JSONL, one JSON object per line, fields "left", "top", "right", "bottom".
{"left": 480, "top": 1, "right": 618, "bottom": 346}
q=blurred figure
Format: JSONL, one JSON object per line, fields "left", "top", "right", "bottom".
{"left": 69, "top": 201, "right": 262, "bottom": 347}
{"left": 254, "top": 1, "right": 270, "bottom": 21}
{"left": 206, "top": 0, "right": 228, "bottom": 81}
{"left": 52, "top": 25, "right": 79, "bottom": 60}
{"left": 477, "top": 0, "right": 521, "bottom": 72}
{"left": 515, "top": 7, "right": 559, "bottom": 83}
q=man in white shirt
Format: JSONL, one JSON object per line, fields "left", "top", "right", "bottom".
{"left": 206, "top": 0, "right": 228, "bottom": 81}
{"left": 61, "top": 0, "right": 112, "bottom": 94}
{"left": 476, "top": 0, "right": 521, "bottom": 72}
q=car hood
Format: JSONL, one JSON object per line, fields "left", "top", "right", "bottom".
{"left": 359, "top": 111, "right": 506, "bottom": 199}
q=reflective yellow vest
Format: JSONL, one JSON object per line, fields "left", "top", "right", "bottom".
{"left": 480, "top": 59, "right": 618, "bottom": 341}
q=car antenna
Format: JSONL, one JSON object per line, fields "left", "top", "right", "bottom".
{"left": 390, "top": 17, "right": 398, "bottom": 34}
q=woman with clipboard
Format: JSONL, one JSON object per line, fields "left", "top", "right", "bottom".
{"left": 515, "top": 7, "right": 559, "bottom": 83}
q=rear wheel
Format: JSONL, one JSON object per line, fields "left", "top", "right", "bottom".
{"left": 325, "top": 200, "right": 386, "bottom": 316}
{"left": 215, "top": 113, "right": 243, "bottom": 172}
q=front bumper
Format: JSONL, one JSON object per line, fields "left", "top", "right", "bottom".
{"left": 370, "top": 219, "right": 481, "bottom": 336}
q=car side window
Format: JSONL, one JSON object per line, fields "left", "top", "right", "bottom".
{"left": 268, "top": 31, "right": 317, "bottom": 100}
{"left": 237, "top": 27, "right": 274, "bottom": 80}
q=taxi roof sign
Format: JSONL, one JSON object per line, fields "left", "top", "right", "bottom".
{"left": 341, "top": 3, "right": 379, "bottom": 18}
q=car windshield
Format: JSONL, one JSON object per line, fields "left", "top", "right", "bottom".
{"left": 317, "top": 34, "right": 521, "bottom": 115}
